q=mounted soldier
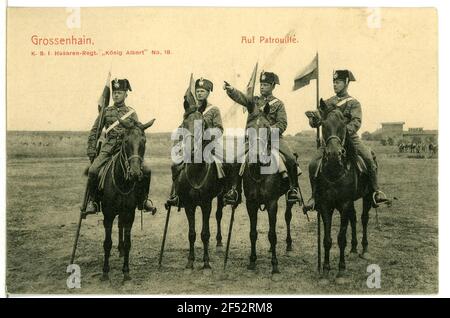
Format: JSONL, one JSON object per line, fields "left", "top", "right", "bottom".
{"left": 223, "top": 71, "right": 302, "bottom": 204}
{"left": 85, "top": 78, "right": 156, "bottom": 214}
{"left": 166, "top": 77, "right": 225, "bottom": 207}
{"left": 304, "top": 70, "right": 389, "bottom": 211}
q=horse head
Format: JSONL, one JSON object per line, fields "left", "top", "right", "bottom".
{"left": 118, "top": 117, "right": 155, "bottom": 181}
{"left": 321, "top": 109, "right": 347, "bottom": 169}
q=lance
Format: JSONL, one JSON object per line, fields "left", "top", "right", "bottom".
{"left": 70, "top": 70, "right": 111, "bottom": 265}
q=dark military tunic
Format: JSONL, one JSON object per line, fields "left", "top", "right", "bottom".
{"left": 226, "top": 87, "right": 294, "bottom": 162}
{"left": 310, "top": 93, "right": 376, "bottom": 173}
{"left": 87, "top": 102, "right": 139, "bottom": 177}
{"left": 87, "top": 102, "right": 139, "bottom": 157}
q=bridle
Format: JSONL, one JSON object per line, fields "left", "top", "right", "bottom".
{"left": 112, "top": 137, "right": 143, "bottom": 195}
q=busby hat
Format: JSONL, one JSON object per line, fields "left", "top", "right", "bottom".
{"left": 333, "top": 70, "right": 356, "bottom": 83}
{"left": 195, "top": 78, "right": 213, "bottom": 92}
{"left": 112, "top": 78, "right": 132, "bottom": 91}
{"left": 260, "top": 71, "right": 280, "bottom": 85}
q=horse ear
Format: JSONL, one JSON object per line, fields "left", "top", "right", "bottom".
{"left": 141, "top": 118, "right": 156, "bottom": 131}
{"left": 118, "top": 117, "right": 134, "bottom": 129}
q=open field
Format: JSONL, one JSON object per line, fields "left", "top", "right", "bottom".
{"left": 6, "top": 132, "right": 438, "bottom": 294}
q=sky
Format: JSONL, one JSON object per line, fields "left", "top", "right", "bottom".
{"left": 6, "top": 7, "right": 438, "bottom": 134}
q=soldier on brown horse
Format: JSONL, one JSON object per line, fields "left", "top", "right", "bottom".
{"left": 99, "top": 118, "right": 156, "bottom": 281}
{"left": 167, "top": 77, "right": 227, "bottom": 270}
{"left": 305, "top": 70, "right": 391, "bottom": 278}
{"left": 223, "top": 72, "right": 301, "bottom": 274}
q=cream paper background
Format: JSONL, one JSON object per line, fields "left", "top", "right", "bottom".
{"left": 7, "top": 7, "right": 437, "bottom": 135}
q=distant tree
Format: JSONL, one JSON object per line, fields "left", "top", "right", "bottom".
{"left": 361, "top": 131, "right": 372, "bottom": 141}
{"left": 380, "top": 139, "right": 387, "bottom": 146}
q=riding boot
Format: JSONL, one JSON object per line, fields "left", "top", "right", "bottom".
{"left": 286, "top": 162, "right": 302, "bottom": 203}
{"left": 85, "top": 176, "right": 99, "bottom": 215}
{"left": 165, "top": 183, "right": 180, "bottom": 209}
{"left": 137, "top": 175, "right": 157, "bottom": 214}
{"left": 369, "top": 169, "right": 391, "bottom": 207}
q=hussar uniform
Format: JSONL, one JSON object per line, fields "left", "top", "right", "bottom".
{"left": 85, "top": 78, "right": 154, "bottom": 214}
{"left": 224, "top": 71, "right": 302, "bottom": 204}
{"left": 305, "top": 70, "right": 388, "bottom": 210}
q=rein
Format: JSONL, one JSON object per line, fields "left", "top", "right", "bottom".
{"left": 111, "top": 142, "right": 143, "bottom": 195}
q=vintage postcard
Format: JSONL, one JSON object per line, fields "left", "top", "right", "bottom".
{"left": 6, "top": 7, "right": 438, "bottom": 296}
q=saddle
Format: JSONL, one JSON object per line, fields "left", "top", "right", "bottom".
{"left": 239, "top": 149, "right": 289, "bottom": 178}
{"left": 97, "top": 153, "right": 118, "bottom": 191}
{"left": 313, "top": 153, "right": 368, "bottom": 179}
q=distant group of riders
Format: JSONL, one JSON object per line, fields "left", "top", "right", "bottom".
{"left": 73, "top": 67, "right": 396, "bottom": 282}
{"left": 398, "top": 142, "right": 438, "bottom": 155}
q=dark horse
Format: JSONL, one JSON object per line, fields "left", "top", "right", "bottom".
{"left": 174, "top": 109, "right": 224, "bottom": 270}
{"left": 242, "top": 114, "right": 295, "bottom": 275}
{"left": 100, "top": 118, "right": 155, "bottom": 281}
{"left": 314, "top": 109, "right": 374, "bottom": 280}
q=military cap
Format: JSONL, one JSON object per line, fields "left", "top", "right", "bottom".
{"left": 333, "top": 70, "right": 356, "bottom": 83}
{"left": 195, "top": 78, "right": 213, "bottom": 92}
{"left": 260, "top": 71, "right": 280, "bottom": 85}
{"left": 112, "top": 78, "right": 132, "bottom": 91}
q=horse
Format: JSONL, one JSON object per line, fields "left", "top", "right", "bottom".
{"left": 100, "top": 118, "right": 155, "bottom": 282}
{"left": 174, "top": 108, "right": 225, "bottom": 270}
{"left": 241, "top": 114, "right": 295, "bottom": 275}
{"left": 314, "top": 109, "right": 375, "bottom": 280}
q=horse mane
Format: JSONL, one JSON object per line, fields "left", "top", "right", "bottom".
{"left": 324, "top": 108, "right": 345, "bottom": 122}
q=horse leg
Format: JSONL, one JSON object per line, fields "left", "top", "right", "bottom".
{"left": 285, "top": 200, "right": 293, "bottom": 252}
{"left": 122, "top": 210, "right": 135, "bottom": 281}
{"left": 201, "top": 201, "right": 212, "bottom": 269}
{"left": 360, "top": 196, "right": 372, "bottom": 260}
{"left": 118, "top": 218, "right": 124, "bottom": 257}
{"left": 349, "top": 203, "right": 358, "bottom": 254}
{"left": 216, "top": 196, "right": 224, "bottom": 248}
{"left": 337, "top": 207, "right": 350, "bottom": 277}
{"left": 268, "top": 200, "right": 279, "bottom": 274}
{"left": 321, "top": 206, "right": 333, "bottom": 276}
{"left": 101, "top": 214, "right": 114, "bottom": 281}
{"left": 185, "top": 204, "right": 196, "bottom": 269}
{"left": 246, "top": 201, "right": 258, "bottom": 271}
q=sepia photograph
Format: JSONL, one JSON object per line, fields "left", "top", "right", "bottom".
{"left": 5, "top": 5, "right": 438, "bottom": 296}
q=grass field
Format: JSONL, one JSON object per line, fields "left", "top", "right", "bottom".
{"left": 6, "top": 132, "right": 438, "bottom": 295}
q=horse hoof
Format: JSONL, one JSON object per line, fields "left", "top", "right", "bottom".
{"left": 185, "top": 262, "right": 194, "bottom": 270}
{"left": 347, "top": 252, "right": 359, "bottom": 260}
{"left": 271, "top": 272, "right": 282, "bottom": 281}
{"left": 247, "top": 263, "right": 256, "bottom": 271}
{"left": 286, "top": 245, "right": 293, "bottom": 253}
{"left": 216, "top": 242, "right": 223, "bottom": 248}
{"left": 202, "top": 267, "right": 213, "bottom": 276}
{"left": 123, "top": 273, "right": 131, "bottom": 282}
{"left": 335, "top": 276, "right": 349, "bottom": 285}
{"left": 100, "top": 273, "right": 109, "bottom": 282}
{"left": 216, "top": 246, "right": 223, "bottom": 254}
{"left": 359, "top": 252, "right": 373, "bottom": 261}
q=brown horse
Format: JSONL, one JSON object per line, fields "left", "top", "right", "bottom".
{"left": 242, "top": 114, "right": 295, "bottom": 275}
{"left": 313, "top": 109, "right": 374, "bottom": 280}
{"left": 100, "top": 119, "right": 155, "bottom": 281}
{"left": 174, "top": 109, "right": 225, "bottom": 270}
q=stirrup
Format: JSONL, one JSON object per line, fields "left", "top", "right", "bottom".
{"left": 82, "top": 201, "right": 98, "bottom": 218}
{"left": 224, "top": 189, "right": 239, "bottom": 206}
{"left": 143, "top": 199, "right": 157, "bottom": 214}
{"left": 286, "top": 188, "right": 300, "bottom": 203}
{"left": 372, "top": 191, "right": 391, "bottom": 208}
{"left": 165, "top": 195, "right": 179, "bottom": 210}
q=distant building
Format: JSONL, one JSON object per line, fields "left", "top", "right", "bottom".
{"left": 375, "top": 122, "right": 438, "bottom": 143}
{"left": 403, "top": 127, "right": 438, "bottom": 143}
{"left": 380, "top": 122, "right": 405, "bottom": 139}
